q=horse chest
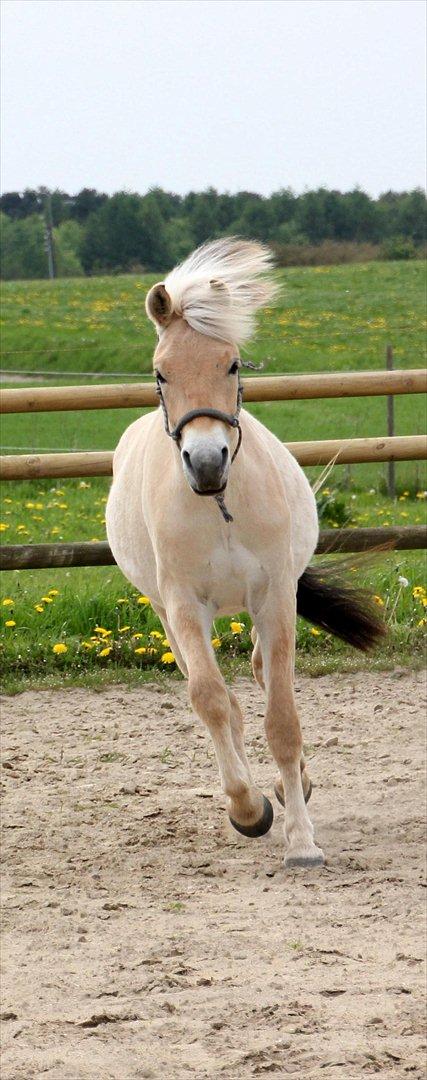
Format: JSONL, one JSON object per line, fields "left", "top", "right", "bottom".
{"left": 198, "top": 539, "right": 270, "bottom": 615}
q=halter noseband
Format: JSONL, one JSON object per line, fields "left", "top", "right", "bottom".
{"left": 156, "top": 372, "right": 243, "bottom": 523}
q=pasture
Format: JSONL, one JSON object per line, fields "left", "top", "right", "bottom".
{"left": 1, "top": 260, "right": 426, "bottom": 691}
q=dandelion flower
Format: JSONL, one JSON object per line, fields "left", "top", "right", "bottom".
{"left": 0, "top": 523, "right": 9, "bottom": 531}
{"left": 41, "top": 596, "right": 53, "bottom": 604}
{"left": 417, "top": 618, "right": 426, "bottom": 628}
{"left": 412, "top": 586, "right": 425, "bottom": 598}
{"left": 161, "top": 651, "right": 175, "bottom": 664}
{"left": 134, "top": 646, "right": 147, "bottom": 655}
{"left": 310, "top": 627, "right": 321, "bottom": 636}
{"left": 81, "top": 641, "right": 94, "bottom": 649}
{"left": 118, "top": 626, "right": 131, "bottom": 633}
{"left": 372, "top": 595, "right": 384, "bottom": 606}
{"left": 150, "top": 630, "right": 163, "bottom": 639}
{"left": 52, "top": 643, "right": 67, "bottom": 655}
{"left": 211, "top": 637, "right": 221, "bottom": 649}
{"left": 34, "top": 604, "right": 44, "bottom": 613}
{"left": 48, "top": 589, "right": 59, "bottom": 596}
{"left": 230, "top": 621, "right": 245, "bottom": 634}
{"left": 132, "top": 632, "right": 144, "bottom": 640}
{"left": 137, "top": 595, "right": 150, "bottom": 606}
{"left": 398, "top": 576, "right": 409, "bottom": 588}
{"left": 116, "top": 598, "right": 129, "bottom": 604}
{"left": 5, "top": 620, "right": 16, "bottom": 628}
{"left": 2, "top": 598, "right": 14, "bottom": 607}
{"left": 94, "top": 626, "right": 112, "bottom": 636}
{"left": 98, "top": 647, "right": 112, "bottom": 657}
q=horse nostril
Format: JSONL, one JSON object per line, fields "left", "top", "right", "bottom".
{"left": 221, "top": 446, "right": 228, "bottom": 469}
{"left": 182, "top": 450, "right": 192, "bottom": 470}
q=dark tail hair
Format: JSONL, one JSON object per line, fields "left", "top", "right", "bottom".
{"left": 296, "top": 564, "right": 386, "bottom": 651}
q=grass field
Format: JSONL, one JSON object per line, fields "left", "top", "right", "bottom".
{"left": 1, "top": 261, "right": 426, "bottom": 691}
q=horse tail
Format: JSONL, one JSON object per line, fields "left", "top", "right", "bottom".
{"left": 296, "top": 563, "right": 386, "bottom": 652}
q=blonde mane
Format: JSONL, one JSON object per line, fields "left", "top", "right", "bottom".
{"left": 160, "top": 237, "right": 278, "bottom": 345}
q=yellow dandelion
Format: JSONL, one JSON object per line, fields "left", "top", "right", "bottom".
{"left": 417, "top": 619, "right": 426, "bottom": 628}
{"left": 41, "top": 596, "right": 53, "bottom": 604}
{"left": 48, "top": 589, "right": 59, "bottom": 596}
{"left": 230, "top": 621, "right": 245, "bottom": 634}
{"left": 2, "top": 598, "right": 14, "bottom": 607}
{"left": 150, "top": 630, "right": 162, "bottom": 639}
{"left": 132, "top": 632, "right": 144, "bottom": 640}
{"left": 94, "top": 626, "right": 112, "bottom": 636}
{"left": 137, "top": 595, "right": 150, "bottom": 606}
{"left": 134, "top": 646, "right": 147, "bottom": 654}
{"left": 81, "top": 641, "right": 94, "bottom": 649}
{"left": 416, "top": 491, "right": 426, "bottom": 499}
{"left": 52, "top": 643, "right": 67, "bottom": 655}
{"left": 5, "top": 620, "right": 16, "bottom": 628}
{"left": 118, "top": 626, "right": 131, "bottom": 633}
{"left": 116, "top": 598, "right": 129, "bottom": 604}
{"left": 211, "top": 637, "right": 221, "bottom": 649}
{"left": 34, "top": 604, "right": 44, "bottom": 613}
{"left": 162, "top": 638, "right": 170, "bottom": 647}
{"left": 412, "top": 586, "right": 425, "bottom": 598}
{"left": 372, "top": 595, "right": 384, "bottom": 606}
{"left": 161, "top": 652, "right": 175, "bottom": 664}
{"left": 0, "top": 523, "right": 9, "bottom": 531}
{"left": 98, "top": 647, "right": 112, "bottom": 657}
{"left": 310, "top": 627, "right": 321, "bottom": 636}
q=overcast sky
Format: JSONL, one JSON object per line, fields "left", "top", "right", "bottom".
{"left": 1, "top": 0, "right": 425, "bottom": 197}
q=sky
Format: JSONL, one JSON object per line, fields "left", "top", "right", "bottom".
{"left": 1, "top": 0, "right": 425, "bottom": 198}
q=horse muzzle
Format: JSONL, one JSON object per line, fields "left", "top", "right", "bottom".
{"left": 182, "top": 443, "right": 230, "bottom": 495}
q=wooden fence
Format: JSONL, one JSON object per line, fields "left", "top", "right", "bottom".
{"left": 1, "top": 367, "right": 426, "bottom": 570}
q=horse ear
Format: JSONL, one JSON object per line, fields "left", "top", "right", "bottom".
{"left": 145, "top": 283, "right": 173, "bottom": 328}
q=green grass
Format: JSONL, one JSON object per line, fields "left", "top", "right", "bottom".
{"left": 1, "top": 261, "right": 425, "bottom": 489}
{"left": 1, "top": 261, "right": 426, "bottom": 691}
{"left": 1, "top": 479, "right": 426, "bottom": 693}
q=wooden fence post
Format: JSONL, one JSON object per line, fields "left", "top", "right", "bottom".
{"left": 386, "top": 344, "right": 395, "bottom": 498}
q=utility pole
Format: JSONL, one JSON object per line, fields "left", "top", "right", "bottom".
{"left": 44, "top": 194, "right": 57, "bottom": 279}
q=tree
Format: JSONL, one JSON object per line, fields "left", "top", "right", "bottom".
{"left": 0, "top": 213, "right": 48, "bottom": 279}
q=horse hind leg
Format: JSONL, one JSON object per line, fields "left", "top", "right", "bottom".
{"left": 251, "top": 627, "right": 265, "bottom": 690}
{"left": 250, "top": 628, "right": 313, "bottom": 809}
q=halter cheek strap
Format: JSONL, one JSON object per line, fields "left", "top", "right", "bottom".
{"left": 156, "top": 376, "right": 243, "bottom": 522}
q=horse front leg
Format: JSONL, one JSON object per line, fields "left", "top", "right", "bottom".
{"left": 254, "top": 586, "right": 325, "bottom": 869}
{"left": 165, "top": 591, "right": 273, "bottom": 838}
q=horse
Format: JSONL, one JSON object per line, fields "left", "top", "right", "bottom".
{"left": 106, "top": 237, "right": 384, "bottom": 869}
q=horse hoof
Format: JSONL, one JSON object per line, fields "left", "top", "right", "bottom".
{"left": 284, "top": 848, "right": 325, "bottom": 870}
{"left": 274, "top": 779, "right": 313, "bottom": 808}
{"left": 229, "top": 795, "right": 274, "bottom": 838}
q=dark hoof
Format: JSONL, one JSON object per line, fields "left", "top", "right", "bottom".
{"left": 284, "top": 851, "right": 325, "bottom": 870}
{"left": 274, "top": 779, "right": 312, "bottom": 809}
{"left": 229, "top": 795, "right": 274, "bottom": 838}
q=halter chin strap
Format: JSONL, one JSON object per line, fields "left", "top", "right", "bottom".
{"left": 156, "top": 375, "right": 243, "bottom": 523}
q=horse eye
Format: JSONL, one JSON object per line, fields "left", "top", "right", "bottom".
{"left": 228, "top": 360, "right": 240, "bottom": 376}
{"left": 155, "top": 370, "right": 167, "bottom": 384}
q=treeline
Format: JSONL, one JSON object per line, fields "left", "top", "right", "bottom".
{"left": 0, "top": 185, "right": 425, "bottom": 280}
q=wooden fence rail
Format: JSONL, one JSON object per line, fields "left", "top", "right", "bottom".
{"left": 1, "top": 368, "right": 426, "bottom": 414}
{"left": 1, "top": 434, "right": 426, "bottom": 481}
{"left": 1, "top": 526, "right": 426, "bottom": 571}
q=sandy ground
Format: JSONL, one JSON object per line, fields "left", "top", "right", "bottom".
{"left": 1, "top": 671, "right": 426, "bottom": 1080}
